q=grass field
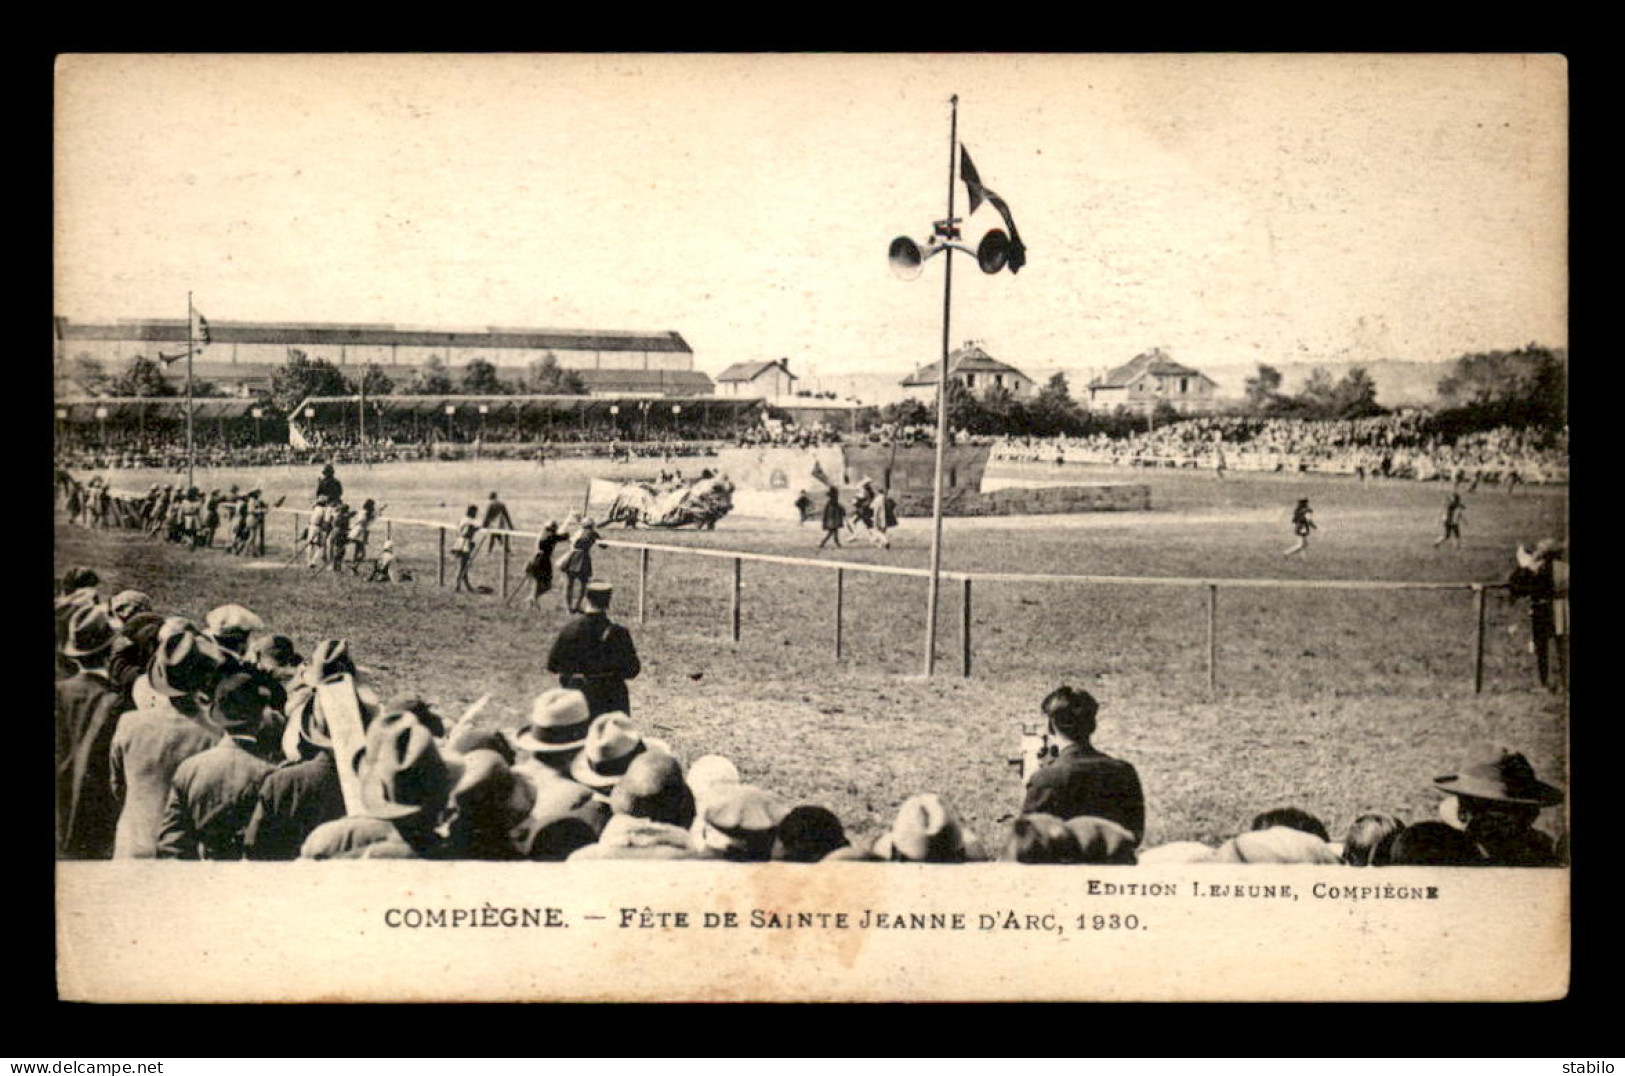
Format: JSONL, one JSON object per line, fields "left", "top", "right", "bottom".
{"left": 56, "top": 456, "right": 1568, "bottom": 851}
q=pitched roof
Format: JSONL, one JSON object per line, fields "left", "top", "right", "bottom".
{"left": 54, "top": 318, "right": 693, "bottom": 355}
{"left": 715, "top": 359, "right": 796, "bottom": 383}
{"left": 1090, "top": 351, "right": 1214, "bottom": 389}
{"left": 900, "top": 344, "right": 1032, "bottom": 386}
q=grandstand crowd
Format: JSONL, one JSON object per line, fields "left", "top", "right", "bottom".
{"left": 57, "top": 406, "right": 1567, "bottom": 488}
{"left": 993, "top": 414, "right": 1568, "bottom": 485}
{"left": 55, "top": 562, "right": 1566, "bottom": 866}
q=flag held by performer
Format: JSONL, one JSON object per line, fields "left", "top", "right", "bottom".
{"left": 960, "top": 145, "right": 1026, "bottom": 274}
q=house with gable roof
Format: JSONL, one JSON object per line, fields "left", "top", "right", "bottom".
{"left": 899, "top": 342, "right": 1036, "bottom": 404}
{"left": 715, "top": 357, "right": 798, "bottom": 401}
{"left": 1086, "top": 348, "right": 1218, "bottom": 414}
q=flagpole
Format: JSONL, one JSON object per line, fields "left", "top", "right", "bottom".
{"left": 923, "top": 94, "right": 957, "bottom": 677}
{"left": 186, "top": 291, "right": 195, "bottom": 491}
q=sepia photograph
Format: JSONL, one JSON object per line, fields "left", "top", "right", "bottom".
{"left": 52, "top": 53, "right": 1568, "bottom": 1003}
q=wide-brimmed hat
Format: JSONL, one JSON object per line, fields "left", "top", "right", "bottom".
{"left": 149, "top": 630, "right": 227, "bottom": 698}
{"left": 697, "top": 784, "right": 787, "bottom": 860}
{"left": 212, "top": 671, "right": 281, "bottom": 737}
{"left": 568, "top": 712, "right": 669, "bottom": 792}
{"left": 206, "top": 604, "right": 265, "bottom": 652}
{"left": 63, "top": 603, "right": 116, "bottom": 659}
{"left": 249, "top": 632, "right": 302, "bottom": 670}
{"left": 514, "top": 688, "right": 593, "bottom": 754}
{"left": 108, "top": 590, "right": 153, "bottom": 626}
{"left": 60, "top": 566, "right": 100, "bottom": 594}
{"left": 873, "top": 793, "right": 979, "bottom": 863}
{"left": 448, "top": 726, "right": 516, "bottom": 766}
{"left": 1065, "top": 816, "right": 1139, "bottom": 865}
{"left": 1001, "top": 813, "right": 1086, "bottom": 864}
{"left": 301, "top": 638, "right": 356, "bottom": 686}
{"left": 609, "top": 750, "right": 695, "bottom": 828}
{"left": 774, "top": 805, "right": 850, "bottom": 863}
{"left": 1212, "top": 826, "right": 1340, "bottom": 864}
{"left": 383, "top": 692, "right": 446, "bottom": 738}
{"left": 357, "top": 711, "right": 457, "bottom": 822}
{"left": 511, "top": 772, "right": 608, "bottom": 859}
{"left": 446, "top": 749, "right": 537, "bottom": 837}
{"left": 1434, "top": 751, "right": 1564, "bottom": 807}
{"left": 685, "top": 754, "right": 741, "bottom": 808}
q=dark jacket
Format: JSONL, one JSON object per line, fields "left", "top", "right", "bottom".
{"left": 56, "top": 671, "right": 126, "bottom": 859}
{"left": 1020, "top": 743, "right": 1146, "bottom": 842}
{"left": 157, "top": 736, "right": 278, "bottom": 860}
{"left": 546, "top": 611, "right": 641, "bottom": 717}
{"left": 243, "top": 751, "right": 349, "bottom": 860}
{"left": 110, "top": 701, "right": 220, "bottom": 859}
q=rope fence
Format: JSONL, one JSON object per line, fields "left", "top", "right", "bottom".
{"left": 274, "top": 507, "right": 1508, "bottom": 694}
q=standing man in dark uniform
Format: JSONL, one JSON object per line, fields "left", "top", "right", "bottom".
{"left": 546, "top": 582, "right": 641, "bottom": 717}
{"left": 316, "top": 462, "right": 343, "bottom": 504}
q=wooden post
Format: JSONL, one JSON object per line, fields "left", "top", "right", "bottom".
{"left": 1472, "top": 584, "right": 1487, "bottom": 694}
{"left": 386, "top": 520, "right": 393, "bottom": 542}
{"left": 437, "top": 526, "right": 446, "bottom": 587}
{"left": 730, "top": 557, "right": 742, "bottom": 642}
{"left": 1206, "top": 583, "right": 1218, "bottom": 695}
{"left": 834, "top": 568, "right": 845, "bottom": 659}
{"left": 292, "top": 511, "right": 301, "bottom": 548}
{"left": 499, "top": 534, "right": 510, "bottom": 599}
{"left": 638, "top": 547, "right": 649, "bottom": 624}
{"left": 961, "top": 577, "right": 972, "bottom": 678}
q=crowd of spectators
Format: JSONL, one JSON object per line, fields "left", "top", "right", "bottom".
{"left": 55, "top": 539, "right": 1567, "bottom": 864}
{"left": 992, "top": 414, "right": 1567, "bottom": 485}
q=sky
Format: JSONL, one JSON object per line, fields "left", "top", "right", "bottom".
{"left": 55, "top": 53, "right": 1567, "bottom": 387}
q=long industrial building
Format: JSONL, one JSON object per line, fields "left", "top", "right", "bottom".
{"left": 52, "top": 318, "right": 713, "bottom": 397}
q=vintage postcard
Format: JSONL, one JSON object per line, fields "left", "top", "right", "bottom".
{"left": 54, "top": 53, "right": 1568, "bottom": 1003}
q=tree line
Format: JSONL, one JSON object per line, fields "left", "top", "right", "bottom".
{"left": 65, "top": 343, "right": 1565, "bottom": 439}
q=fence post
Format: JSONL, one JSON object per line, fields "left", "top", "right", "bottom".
{"left": 638, "top": 547, "right": 649, "bottom": 624}
{"left": 1206, "top": 583, "right": 1219, "bottom": 695}
{"left": 437, "top": 527, "right": 446, "bottom": 588}
{"left": 386, "top": 520, "right": 393, "bottom": 542}
{"left": 499, "top": 534, "right": 510, "bottom": 599}
{"left": 292, "top": 511, "right": 301, "bottom": 549}
{"left": 1472, "top": 584, "right": 1487, "bottom": 694}
{"left": 961, "top": 577, "right": 973, "bottom": 678}
{"left": 834, "top": 568, "right": 844, "bottom": 660}
{"left": 730, "top": 556, "right": 742, "bottom": 643}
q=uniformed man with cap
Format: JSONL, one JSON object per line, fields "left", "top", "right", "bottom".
{"left": 316, "top": 462, "right": 343, "bottom": 504}
{"left": 545, "top": 581, "right": 641, "bottom": 718}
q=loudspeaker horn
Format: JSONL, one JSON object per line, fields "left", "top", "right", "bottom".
{"left": 976, "top": 229, "right": 1011, "bottom": 275}
{"left": 888, "top": 236, "right": 926, "bottom": 280}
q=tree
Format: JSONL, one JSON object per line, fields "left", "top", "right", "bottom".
{"left": 1244, "top": 364, "right": 1283, "bottom": 410}
{"left": 1436, "top": 345, "right": 1566, "bottom": 429}
{"left": 270, "top": 348, "right": 352, "bottom": 412}
{"left": 879, "top": 398, "right": 931, "bottom": 427}
{"left": 409, "top": 355, "right": 455, "bottom": 395}
{"left": 943, "top": 378, "right": 987, "bottom": 434}
{"left": 460, "top": 357, "right": 506, "bottom": 395}
{"left": 527, "top": 352, "right": 587, "bottom": 395}
{"left": 1030, "top": 371, "right": 1086, "bottom": 435}
{"left": 108, "top": 355, "right": 177, "bottom": 398}
{"left": 357, "top": 363, "right": 395, "bottom": 396}
{"left": 1330, "top": 366, "right": 1383, "bottom": 418}
{"left": 70, "top": 354, "right": 109, "bottom": 395}
{"left": 1297, "top": 368, "right": 1337, "bottom": 409}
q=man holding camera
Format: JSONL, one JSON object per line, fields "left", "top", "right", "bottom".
{"left": 1020, "top": 686, "right": 1145, "bottom": 844}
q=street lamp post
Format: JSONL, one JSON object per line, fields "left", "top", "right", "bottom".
{"left": 478, "top": 403, "right": 489, "bottom": 459}
{"left": 887, "top": 94, "right": 1022, "bottom": 676}
{"left": 95, "top": 406, "right": 108, "bottom": 449}
{"left": 445, "top": 404, "right": 456, "bottom": 443}
{"left": 252, "top": 407, "right": 264, "bottom": 444}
